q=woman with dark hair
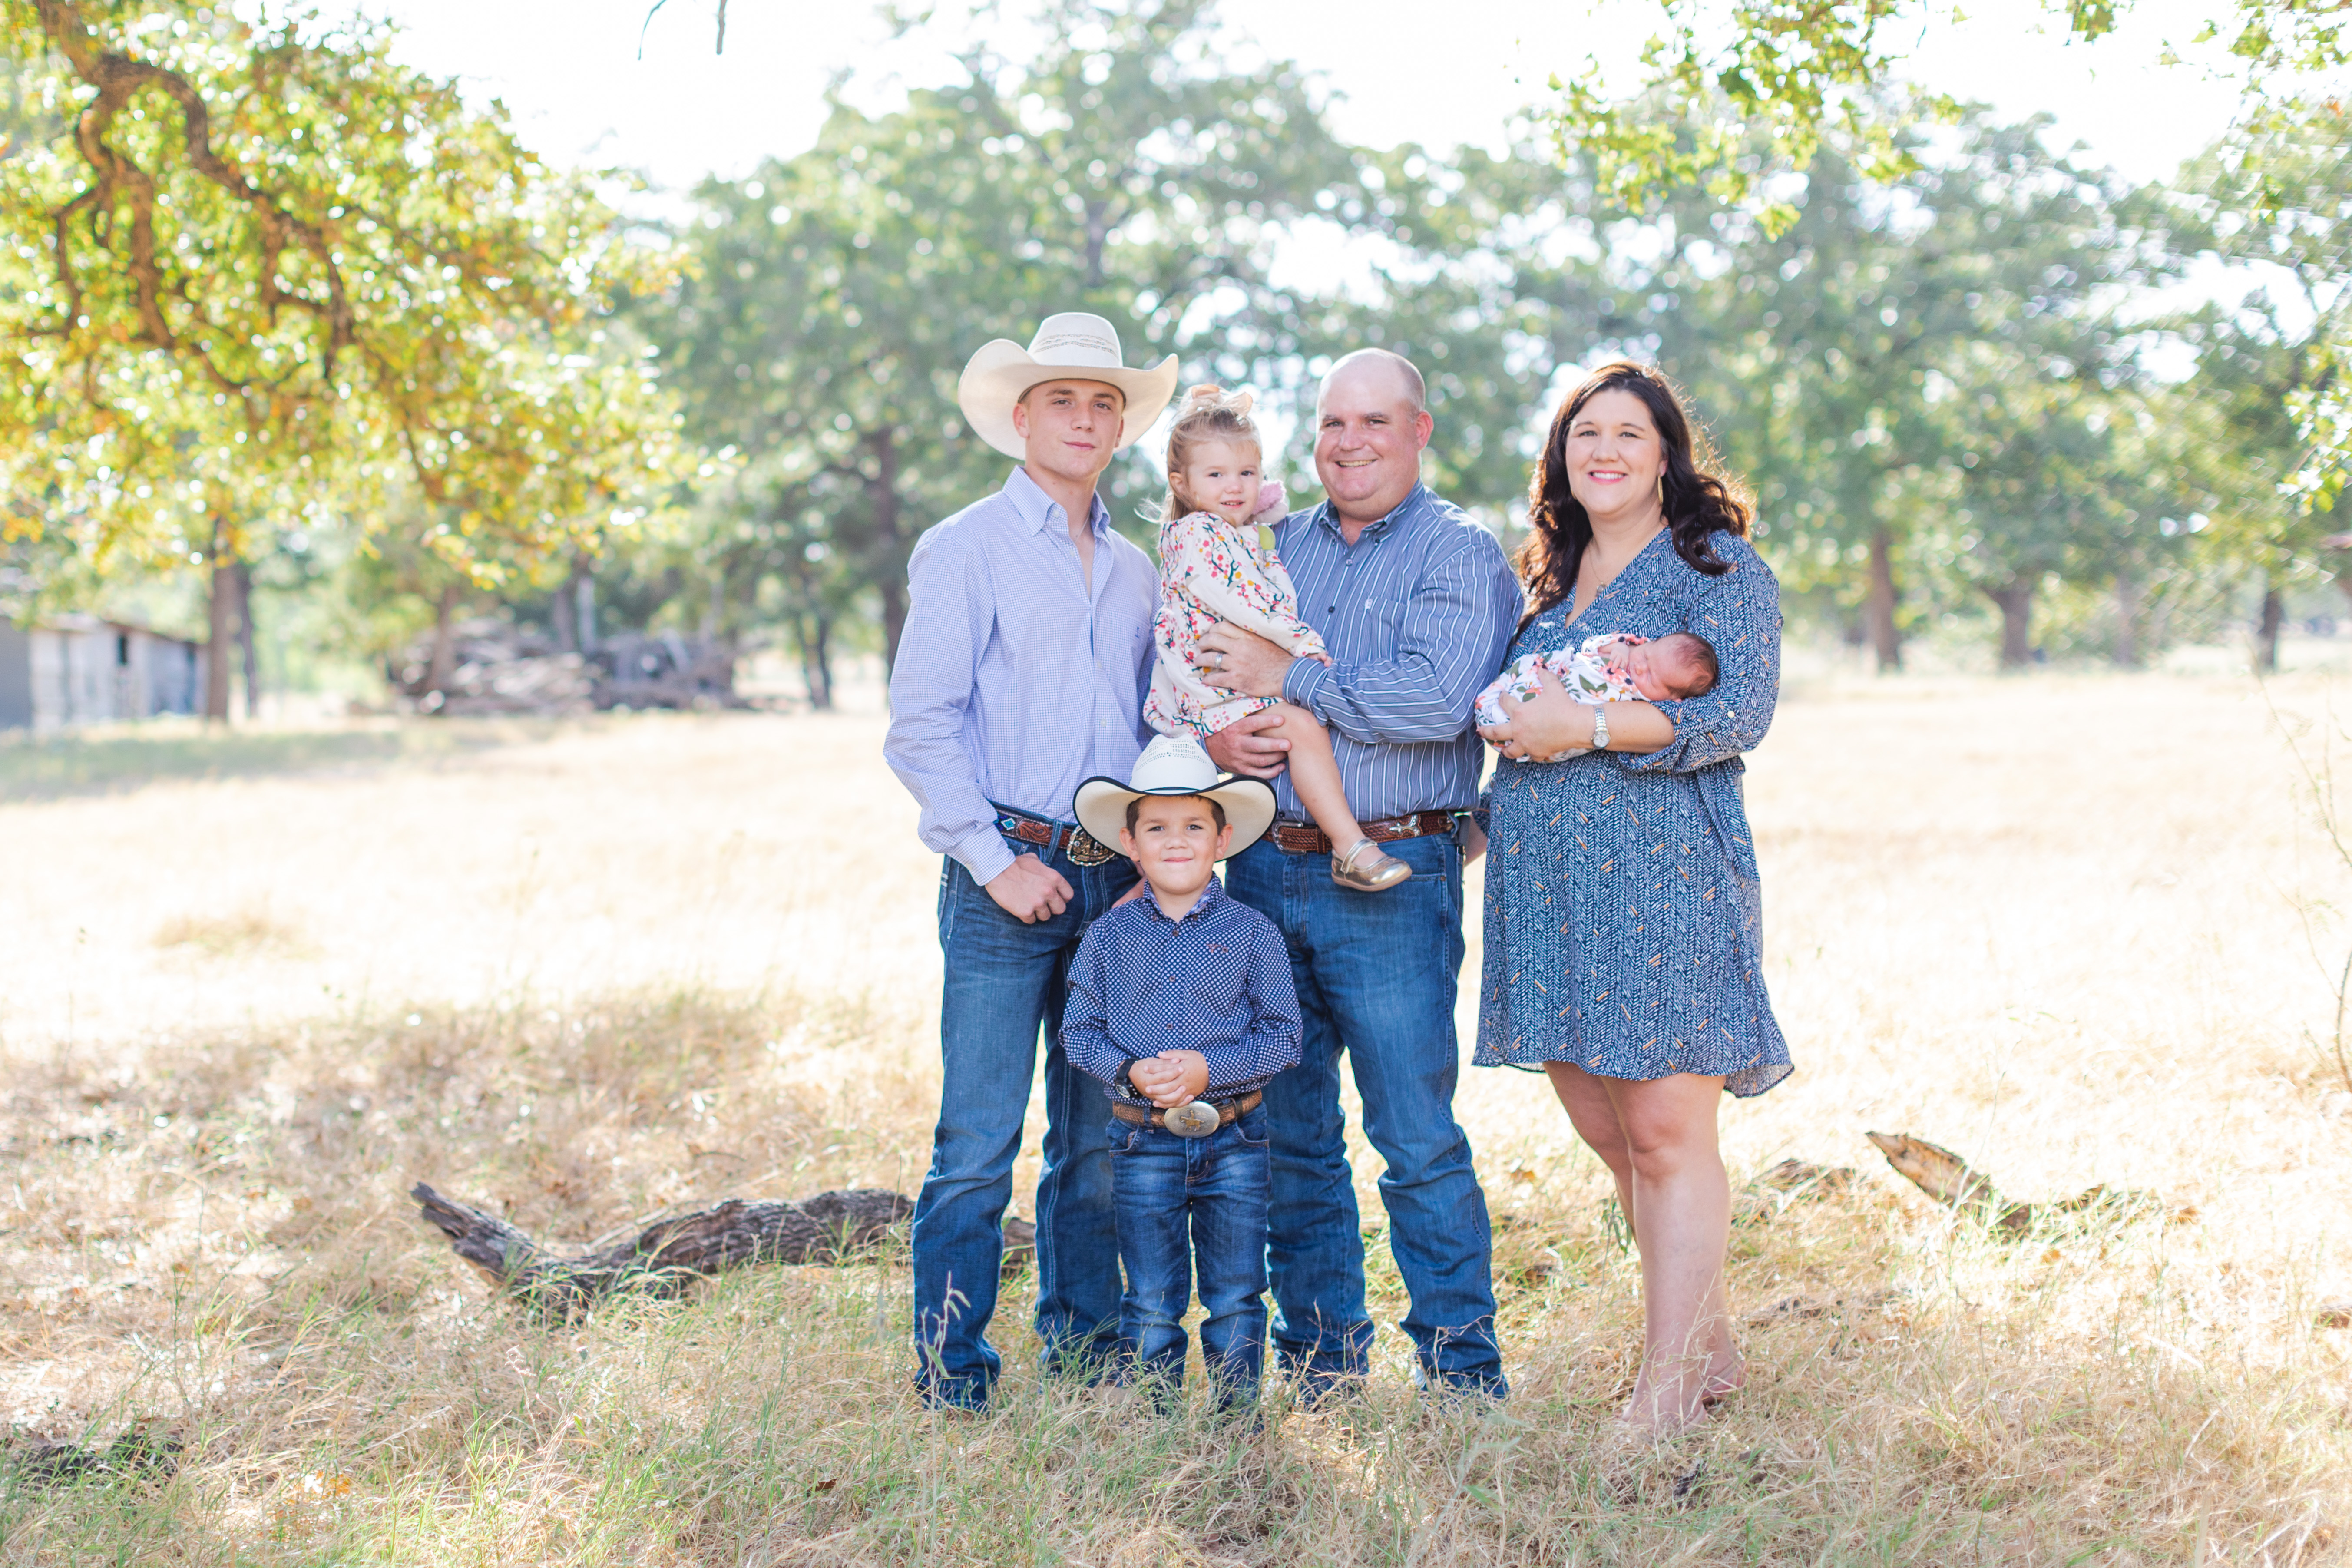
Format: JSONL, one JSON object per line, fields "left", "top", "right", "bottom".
{"left": 1472, "top": 360, "right": 1791, "bottom": 1436}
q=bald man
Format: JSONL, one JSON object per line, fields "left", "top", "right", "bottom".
{"left": 1194, "top": 349, "right": 1519, "bottom": 1400}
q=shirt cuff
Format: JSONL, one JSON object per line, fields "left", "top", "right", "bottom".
{"left": 950, "top": 826, "right": 1017, "bottom": 885}
{"left": 1280, "top": 656, "right": 1330, "bottom": 715}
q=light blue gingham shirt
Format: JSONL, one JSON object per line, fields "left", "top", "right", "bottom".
{"left": 884, "top": 467, "right": 1158, "bottom": 884}
{"left": 1270, "top": 484, "right": 1522, "bottom": 820}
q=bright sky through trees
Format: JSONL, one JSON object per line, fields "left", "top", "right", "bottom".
{"left": 358, "top": 0, "right": 2249, "bottom": 192}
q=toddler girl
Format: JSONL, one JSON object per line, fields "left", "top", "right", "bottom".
{"left": 1143, "top": 385, "right": 1411, "bottom": 892}
{"left": 1476, "top": 631, "right": 1718, "bottom": 764}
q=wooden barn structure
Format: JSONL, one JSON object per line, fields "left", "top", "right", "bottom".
{"left": 0, "top": 615, "right": 205, "bottom": 731}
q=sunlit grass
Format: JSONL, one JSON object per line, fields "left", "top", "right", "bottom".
{"left": 2, "top": 669, "right": 2349, "bottom": 1564}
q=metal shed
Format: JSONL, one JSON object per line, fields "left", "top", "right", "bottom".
{"left": 0, "top": 615, "right": 205, "bottom": 731}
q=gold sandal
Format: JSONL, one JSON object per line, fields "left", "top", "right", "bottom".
{"left": 1332, "top": 838, "right": 1413, "bottom": 892}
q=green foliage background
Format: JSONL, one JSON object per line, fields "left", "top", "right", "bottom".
{"left": 4, "top": 0, "right": 2345, "bottom": 703}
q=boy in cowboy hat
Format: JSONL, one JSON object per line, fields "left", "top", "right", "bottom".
{"left": 884, "top": 312, "right": 1179, "bottom": 1412}
{"left": 1063, "top": 734, "right": 1299, "bottom": 1412}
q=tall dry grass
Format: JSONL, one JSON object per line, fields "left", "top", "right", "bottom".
{"left": 2, "top": 667, "right": 2349, "bottom": 1565}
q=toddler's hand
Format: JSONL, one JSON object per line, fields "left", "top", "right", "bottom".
{"left": 1249, "top": 481, "right": 1289, "bottom": 524}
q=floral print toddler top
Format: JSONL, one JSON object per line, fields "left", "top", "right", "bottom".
{"left": 1145, "top": 509, "right": 1329, "bottom": 738}
{"left": 1475, "top": 529, "right": 1793, "bottom": 1098}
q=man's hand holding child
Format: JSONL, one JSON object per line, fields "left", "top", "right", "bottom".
{"left": 1130, "top": 1049, "right": 1211, "bottom": 1108}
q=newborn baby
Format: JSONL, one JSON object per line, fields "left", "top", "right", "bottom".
{"left": 1475, "top": 631, "right": 1719, "bottom": 763}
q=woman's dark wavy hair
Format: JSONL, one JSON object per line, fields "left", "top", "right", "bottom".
{"left": 1515, "top": 361, "right": 1752, "bottom": 628}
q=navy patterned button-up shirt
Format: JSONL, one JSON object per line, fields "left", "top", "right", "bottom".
{"left": 1061, "top": 877, "right": 1303, "bottom": 1101}
{"left": 1270, "top": 483, "right": 1522, "bottom": 821}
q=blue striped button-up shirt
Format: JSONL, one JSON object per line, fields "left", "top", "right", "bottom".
{"left": 1061, "top": 877, "right": 1303, "bottom": 1100}
{"left": 884, "top": 467, "right": 1158, "bottom": 884}
{"left": 1271, "top": 484, "right": 1522, "bottom": 820}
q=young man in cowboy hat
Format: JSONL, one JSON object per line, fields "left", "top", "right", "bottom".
{"left": 1063, "top": 734, "right": 1296, "bottom": 1412}
{"left": 884, "top": 311, "right": 1180, "bottom": 1412}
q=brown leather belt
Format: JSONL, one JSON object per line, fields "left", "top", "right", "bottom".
{"left": 1268, "top": 810, "right": 1459, "bottom": 857}
{"left": 1110, "top": 1090, "right": 1263, "bottom": 1136}
{"left": 991, "top": 803, "right": 1115, "bottom": 867}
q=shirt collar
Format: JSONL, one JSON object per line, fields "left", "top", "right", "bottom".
{"left": 1004, "top": 465, "right": 1111, "bottom": 539}
{"left": 1310, "top": 482, "right": 1429, "bottom": 543}
{"left": 1140, "top": 873, "right": 1229, "bottom": 926}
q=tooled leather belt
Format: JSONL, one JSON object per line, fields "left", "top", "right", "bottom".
{"left": 1268, "top": 810, "right": 1460, "bottom": 857}
{"left": 1110, "top": 1089, "right": 1264, "bottom": 1137}
{"left": 991, "top": 802, "right": 1116, "bottom": 867}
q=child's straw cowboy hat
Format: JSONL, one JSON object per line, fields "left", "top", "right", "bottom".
{"left": 958, "top": 312, "right": 1180, "bottom": 460}
{"left": 1074, "top": 734, "right": 1276, "bottom": 861}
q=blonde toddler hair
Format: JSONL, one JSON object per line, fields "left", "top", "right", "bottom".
{"left": 1162, "top": 383, "right": 1264, "bottom": 523}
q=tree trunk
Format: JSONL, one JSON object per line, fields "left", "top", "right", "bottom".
{"left": 1864, "top": 526, "right": 1902, "bottom": 672}
{"left": 203, "top": 518, "right": 235, "bottom": 723}
{"left": 552, "top": 561, "right": 579, "bottom": 653}
{"left": 234, "top": 560, "right": 259, "bottom": 720}
{"left": 2113, "top": 572, "right": 2144, "bottom": 668}
{"left": 2255, "top": 578, "right": 2285, "bottom": 674}
{"left": 426, "top": 582, "right": 460, "bottom": 696}
{"left": 576, "top": 569, "right": 598, "bottom": 652}
{"left": 1986, "top": 580, "right": 2034, "bottom": 671}
{"left": 798, "top": 609, "right": 835, "bottom": 711}
{"left": 868, "top": 428, "right": 909, "bottom": 679}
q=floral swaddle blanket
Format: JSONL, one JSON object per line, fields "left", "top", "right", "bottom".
{"left": 1473, "top": 632, "right": 1650, "bottom": 762}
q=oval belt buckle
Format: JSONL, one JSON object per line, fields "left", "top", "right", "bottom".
{"left": 1066, "top": 827, "right": 1115, "bottom": 868}
{"left": 1162, "top": 1101, "right": 1220, "bottom": 1138}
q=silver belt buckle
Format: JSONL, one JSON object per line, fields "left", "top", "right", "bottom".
{"left": 1162, "top": 1101, "right": 1220, "bottom": 1138}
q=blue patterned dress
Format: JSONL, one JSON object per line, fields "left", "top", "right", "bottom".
{"left": 1474, "top": 528, "right": 1792, "bottom": 1097}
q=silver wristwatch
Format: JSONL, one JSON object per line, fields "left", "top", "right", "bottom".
{"left": 1590, "top": 706, "right": 1611, "bottom": 751}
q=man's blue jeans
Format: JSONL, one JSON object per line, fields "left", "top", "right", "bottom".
{"left": 1108, "top": 1102, "right": 1271, "bottom": 1411}
{"left": 912, "top": 838, "right": 1138, "bottom": 1410}
{"left": 1223, "top": 830, "right": 1505, "bottom": 1396}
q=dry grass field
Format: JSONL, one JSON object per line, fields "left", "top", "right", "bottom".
{"left": 3, "top": 666, "right": 2350, "bottom": 1565}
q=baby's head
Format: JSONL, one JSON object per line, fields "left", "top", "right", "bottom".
{"left": 1623, "top": 632, "right": 1719, "bottom": 701}
{"left": 1164, "top": 384, "right": 1264, "bottom": 524}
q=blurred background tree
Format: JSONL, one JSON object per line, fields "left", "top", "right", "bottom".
{"left": 0, "top": 0, "right": 678, "bottom": 718}
{"left": 645, "top": 0, "right": 1361, "bottom": 699}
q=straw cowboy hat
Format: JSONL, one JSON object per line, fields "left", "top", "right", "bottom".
{"left": 1074, "top": 734, "right": 1276, "bottom": 861}
{"left": 957, "top": 312, "right": 1180, "bottom": 460}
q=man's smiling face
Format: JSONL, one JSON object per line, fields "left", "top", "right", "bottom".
{"left": 1013, "top": 379, "right": 1125, "bottom": 488}
{"left": 1314, "top": 356, "right": 1433, "bottom": 526}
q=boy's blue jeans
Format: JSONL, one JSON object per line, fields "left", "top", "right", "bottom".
{"left": 1108, "top": 1102, "right": 1272, "bottom": 1410}
{"left": 911, "top": 839, "right": 1139, "bottom": 1411}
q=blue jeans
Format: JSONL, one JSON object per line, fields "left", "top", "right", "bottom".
{"left": 1108, "top": 1103, "right": 1272, "bottom": 1411}
{"left": 911, "top": 838, "right": 1139, "bottom": 1409}
{"left": 1223, "top": 830, "right": 1505, "bottom": 1396}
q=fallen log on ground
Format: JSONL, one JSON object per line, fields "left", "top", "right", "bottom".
{"left": 409, "top": 1183, "right": 1036, "bottom": 1318}
{"left": 1865, "top": 1132, "right": 2193, "bottom": 1237}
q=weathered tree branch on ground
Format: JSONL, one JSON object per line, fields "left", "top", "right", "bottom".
{"left": 1866, "top": 1131, "right": 2189, "bottom": 1237}
{"left": 409, "top": 1182, "right": 1036, "bottom": 1319}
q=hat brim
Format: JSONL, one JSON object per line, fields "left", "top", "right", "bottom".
{"left": 957, "top": 343, "right": 1181, "bottom": 460}
{"left": 1073, "top": 771, "right": 1277, "bottom": 861}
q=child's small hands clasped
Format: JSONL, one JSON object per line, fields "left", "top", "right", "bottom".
{"left": 1130, "top": 1049, "right": 1211, "bottom": 1108}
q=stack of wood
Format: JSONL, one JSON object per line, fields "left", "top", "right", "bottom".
{"left": 391, "top": 621, "right": 595, "bottom": 716}
{"left": 390, "top": 621, "right": 742, "bottom": 716}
